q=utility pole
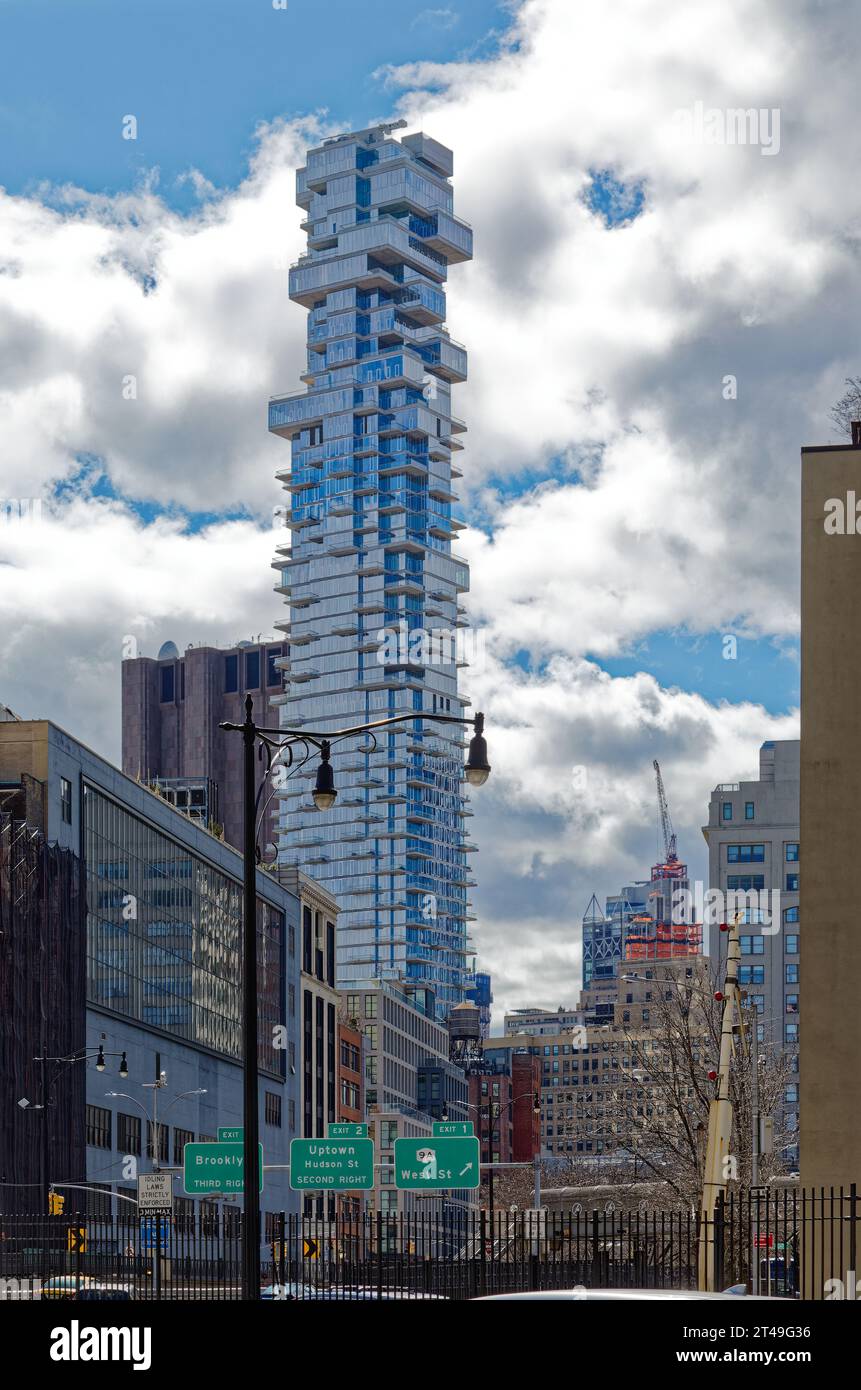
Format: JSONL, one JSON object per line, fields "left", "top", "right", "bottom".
{"left": 241, "top": 696, "right": 261, "bottom": 1302}
{"left": 750, "top": 1003, "right": 760, "bottom": 1295}
{"left": 698, "top": 912, "right": 743, "bottom": 1292}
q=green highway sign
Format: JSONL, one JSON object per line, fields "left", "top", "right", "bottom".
{"left": 328, "top": 1122, "right": 368, "bottom": 1139}
{"left": 290, "top": 1138, "right": 374, "bottom": 1190}
{"left": 217, "top": 1126, "right": 243, "bottom": 1142}
{"left": 184, "top": 1142, "right": 263, "bottom": 1195}
{"left": 432, "top": 1121, "right": 474, "bottom": 1137}
{"left": 394, "top": 1136, "right": 480, "bottom": 1190}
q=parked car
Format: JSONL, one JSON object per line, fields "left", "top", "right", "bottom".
{"left": 473, "top": 1288, "right": 778, "bottom": 1300}
{"left": 77, "top": 1282, "right": 131, "bottom": 1300}
{"left": 40, "top": 1275, "right": 95, "bottom": 1300}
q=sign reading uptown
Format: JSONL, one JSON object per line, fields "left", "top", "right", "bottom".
{"left": 394, "top": 1136, "right": 480, "bottom": 1190}
{"left": 183, "top": 1142, "right": 264, "bottom": 1195}
{"left": 289, "top": 1138, "right": 374, "bottom": 1190}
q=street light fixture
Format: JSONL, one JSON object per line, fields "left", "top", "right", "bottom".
{"left": 27, "top": 1047, "right": 130, "bottom": 1214}
{"left": 312, "top": 740, "right": 337, "bottom": 811}
{"left": 220, "top": 696, "right": 492, "bottom": 1301}
{"left": 464, "top": 713, "right": 491, "bottom": 787}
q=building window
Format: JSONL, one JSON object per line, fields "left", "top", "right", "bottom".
{"left": 786, "top": 964, "right": 799, "bottom": 984}
{"left": 745, "top": 802, "right": 755, "bottom": 820}
{"left": 784, "top": 906, "right": 799, "bottom": 923}
{"left": 740, "top": 935, "right": 765, "bottom": 956}
{"left": 785, "top": 1084, "right": 799, "bottom": 1103}
{"left": 159, "top": 664, "right": 175, "bottom": 703}
{"left": 785, "top": 843, "right": 799, "bottom": 862}
{"left": 722, "top": 802, "right": 733, "bottom": 821}
{"left": 86, "top": 1105, "right": 111, "bottom": 1149}
{"left": 87, "top": 1183, "right": 112, "bottom": 1218}
{"left": 245, "top": 649, "right": 260, "bottom": 691}
{"left": 785, "top": 994, "right": 799, "bottom": 1014}
{"left": 117, "top": 1113, "right": 141, "bottom": 1155}
{"left": 174, "top": 1196, "right": 194, "bottom": 1235}
{"left": 201, "top": 1203, "right": 220, "bottom": 1237}
{"left": 364, "top": 994, "right": 377, "bottom": 1019}
{"left": 727, "top": 874, "right": 765, "bottom": 891}
{"left": 739, "top": 966, "right": 765, "bottom": 985}
{"left": 380, "top": 1121, "right": 399, "bottom": 1149}
{"left": 786, "top": 873, "right": 799, "bottom": 892}
{"left": 785, "top": 934, "right": 799, "bottom": 954}
{"left": 727, "top": 844, "right": 765, "bottom": 863}
{"left": 172, "top": 1127, "right": 193, "bottom": 1167}
{"left": 60, "top": 776, "right": 72, "bottom": 825}
{"left": 147, "top": 1122, "right": 169, "bottom": 1165}
{"left": 265, "top": 1091, "right": 282, "bottom": 1128}
{"left": 225, "top": 654, "right": 238, "bottom": 693}
{"left": 785, "top": 1022, "right": 798, "bottom": 1043}
{"left": 266, "top": 646, "right": 283, "bottom": 687}
{"left": 326, "top": 921, "right": 335, "bottom": 987}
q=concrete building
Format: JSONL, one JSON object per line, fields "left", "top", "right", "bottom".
{"left": 510, "top": 1051, "right": 542, "bottom": 1162}
{"left": 270, "top": 122, "right": 476, "bottom": 1017}
{"left": 0, "top": 717, "right": 302, "bottom": 1231}
{"left": 341, "top": 977, "right": 469, "bottom": 1216}
{"left": 469, "top": 1067, "right": 513, "bottom": 1167}
{"left": 466, "top": 969, "right": 493, "bottom": 1038}
{"left": 799, "top": 431, "right": 861, "bottom": 1210}
{"left": 486, "top": 959, "right": 708, "bottom": 1162}
{"left": 504, "top": 1006, "right": 580, "bottom": 1038}
{"left": 121, "top": 637, "right": 286, "bottom": 855}
{"left": 703, "top": 739, "right": 799, "bottom": 1162}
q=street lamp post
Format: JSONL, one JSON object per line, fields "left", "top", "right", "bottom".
{"left": 445, "top": 1090, "right": 541, "bottom": 1218}
{"left": 220, "top": 697, "right": 492, "bottom": 1300}
{"left": 30, "top": 1047, "right": 128, "bottom": 1215}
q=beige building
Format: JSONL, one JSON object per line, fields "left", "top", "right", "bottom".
{"left": 800, "top": 431, "right": 861, "bottom": 1200}
{"left": 486, "top": 960, "right": 711, "bottom": 1162}
{"left": 275, "top": 868, "right": 339, "bottom": 1150}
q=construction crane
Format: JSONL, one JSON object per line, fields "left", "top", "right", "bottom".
{"left": 653, "top": 759, "right": 678, "bottom": 864}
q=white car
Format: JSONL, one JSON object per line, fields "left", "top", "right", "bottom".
{"left": 473, "top": 1288, "right": 775, "bottom": 1301}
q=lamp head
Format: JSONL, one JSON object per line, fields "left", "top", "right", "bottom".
{"left": 465, "top": 713, "right": 490, "bottom": 787}
{"left": 313, "top": 740, "right": 337, "bottom": 811}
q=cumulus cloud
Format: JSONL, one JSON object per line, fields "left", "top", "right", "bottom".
{"left": 3, "top": 0, "right": 849, "bottom": 1021}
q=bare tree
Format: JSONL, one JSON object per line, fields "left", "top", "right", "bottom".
{"left": 543, "top": 962, "right": 794, "bottom": 1210}
{"left": 830, "top": 377, "right": 861, "bottom": 438}
{"left": 609, "top": 964, "right": 795, "bottom": 1207}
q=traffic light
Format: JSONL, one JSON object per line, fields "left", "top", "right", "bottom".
{"left": 48, "top": 1191, "right": 65, "bottom": 1216}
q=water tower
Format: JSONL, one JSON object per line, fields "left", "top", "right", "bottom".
{"left": 448, "top": 1000, "right": 484, "bottom": 1072}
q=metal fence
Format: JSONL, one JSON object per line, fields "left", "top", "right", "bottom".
{"left": 0, "top": 1189, "right": 856, "bottom": 1299}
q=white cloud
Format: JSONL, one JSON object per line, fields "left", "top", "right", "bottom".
{"left": 3, "top": 0, "right": 853, "bottom": 1020}
{"left": 412, "top": 7, "right": 461, "bottom": 30}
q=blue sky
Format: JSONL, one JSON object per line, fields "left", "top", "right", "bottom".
{"left": 0, "top": 0, "right": 801, "bottom": 717}
{"left": 5, "top": 0, "right": 838, "bottom": 1011}
{"left": 0, "top": 0, "right": 507, "bottom": 205}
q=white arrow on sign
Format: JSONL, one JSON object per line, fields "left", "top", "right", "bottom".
{"left": 458, "top": 1162, "right": 473, "bottom": 1177}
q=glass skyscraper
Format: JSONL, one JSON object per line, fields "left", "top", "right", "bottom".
{"left": 270, "top": 123, "right": 476, "bottom": 1018}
